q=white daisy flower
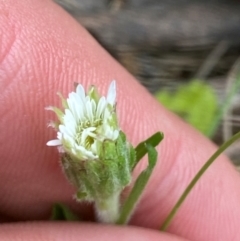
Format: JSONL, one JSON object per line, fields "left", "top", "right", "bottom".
{"left": 46, "top": 80, "right": 136, "bottom": 224}
{"left": 46, "top": 80, "right": 119, "bottom": 160}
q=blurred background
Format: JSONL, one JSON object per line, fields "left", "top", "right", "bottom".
{"left": 54, "top": 0, "right": 240, "bottom": 169}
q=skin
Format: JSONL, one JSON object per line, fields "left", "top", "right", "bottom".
{"left": 1, "top": 0, "right": 240, "bottom": 240}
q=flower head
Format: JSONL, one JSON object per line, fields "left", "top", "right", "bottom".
{"left": 46, "top": 80, "right": 136, "bottom": 223}
{"left": 47, "top": 80, "right": 119, "bottom": 160}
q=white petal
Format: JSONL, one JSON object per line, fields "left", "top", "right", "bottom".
{"left": 84, "top": 150, "right": 97, "bottom": 159}
{"left": 102, "top": 125, "right": 119, "bottom": 141}
{"left": 59, "top": 125, "right": 75, "bottom": 144}
{"left": 71, "top": 93, "right": 85, "bottom": 120}
{"left": 80, "top": 129, "right": 88, "bottom": 144}
{"left": 64, "top": 109, "right": 76, "bottom": 125}
{"left": 75, "top": 144, "right": 86, "bottom": 153}
{"left": 91, "top": 99, "right": 97, "bottom": 114}
{"left": 96, "top": 97, "right": 106, "bottom": 118}
{"left": 46, "top": 139, "right": 62, "bottom": 146}
{"left": 66, "top": 93, "right": 75, "bottom": 110}
{"left": 107, "top": 80, "right": 116, "bottom": 106}
{"left": 68, "top": 92, "right": 85, "bottom": 121}
{"left": 59, "top": 125, "right": 68, "bottom": 135}
{"left": 80, "top": 127, "right": 96, "bottom": 144}
{"left": 62, "top": 133, "right": 75, "bottom": 146}
{"left": 86, "top": 99, "right": 93, "bottom": 122}
{"left": 67, "top": 94, "right": 79, "bottom": 120}
{"left": 103, "top": 125, "right": 112, "bottom": 139}
{"left": 45, "top": 106, "right": 54, "bottom": 111}
{"left": 64, "top": 121, "right": 76, "bottom": 137}
{"left": 64, "top": 109, "right": 75, "bottom": 120}
{"left": 57, "top": 132, "right": 63, "bottom": 140}
{"left": 76, "top": 84, "right": 85, "bottom": 101}
{"left": 75, "top": 144, "right": 97, "bottom": 159}
{"left": 86, "top": 127, "right": 97, "bottom": 138}
{"left": 87, "top": 126, "right": 96, "bottom": 131}
{"left": 103, "top": 107, "right": 111, "bottom": 120}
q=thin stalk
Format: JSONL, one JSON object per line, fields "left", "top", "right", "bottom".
{"left": 160, "top": 131, "right": 240, "bottom": 231}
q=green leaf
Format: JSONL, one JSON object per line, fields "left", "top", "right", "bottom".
{"left": 116, "top": 144, "right": 158, "bottom": 225}
{"left": 134, "top": 132, "right": 164, "bottom": 170}
{"left": 155, "top": 80, "right": 218, "bottom": 135}
{"left": 50, "top": 203, "right": 80, "bottom": 221}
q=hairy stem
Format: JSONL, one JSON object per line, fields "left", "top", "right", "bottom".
{"left": 95, "top": 191, "right": 121, "bottom": 223}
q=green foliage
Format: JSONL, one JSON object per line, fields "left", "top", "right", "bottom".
{"left": 134, "top": 132, "right": 164, "bottom": 170}
{"left": 50, "top": 203, "right": 80, "bottom": 221}
{"left": 160, "top": 131, "right": 240, "bottom": 230}
{"left": 155, "top": 80, "right": 218, "bottom": 135}
{"left": 116, "top": 132, "right": 163, "bottom": 225}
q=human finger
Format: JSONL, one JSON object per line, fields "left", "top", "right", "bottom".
{"left": 0, "top": 222, "right": 190, "bottom": 241}
{"left": 1, "top": 1, "right": 240, "bottom": 241}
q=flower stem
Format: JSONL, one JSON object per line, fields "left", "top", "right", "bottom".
{"left": 160, "top": 131, "right": 240, "bottom": 231}
{"left": 95, "top": 192, "right": 120, "bottom": 223}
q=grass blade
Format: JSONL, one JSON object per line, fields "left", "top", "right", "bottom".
{"left": 160, "top": 131, "right": 240, "bottom": 231}
{"left": 50, "top": 203, "right": 80, "bottom": 221}
{"left": 116, "top": 144, "right": 158, "bottom": 224}
{"left": 134, "top": 132, "right": 163, "bottom": 169}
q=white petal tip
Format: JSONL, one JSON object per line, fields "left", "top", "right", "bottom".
{"left": 46, "top": 140, "right": 62, "bottom": 146}
{"left": 107, "top": 80, "right": 116, "bottom": 106}
{"left": 45, "top": 106, "right": 53, "bottom": 111}
{"left": 76, "top": 84, "right": 85, "bottom": 97}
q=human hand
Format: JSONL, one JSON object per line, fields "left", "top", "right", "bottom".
{"left": 1, "top": 1, "right": 240, "bottom": 240}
